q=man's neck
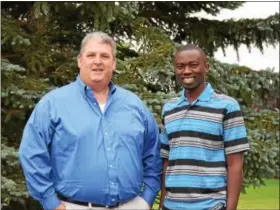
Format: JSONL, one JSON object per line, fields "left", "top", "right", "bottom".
{"left": 91, "top": 85, "right": 109, "bottom": 104}
{"left": 184, "top": 83, "right": 206, "bottom": 104}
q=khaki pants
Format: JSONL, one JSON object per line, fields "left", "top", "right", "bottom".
{"left": 62, "top": 196, "right": 150, "bottom": 210}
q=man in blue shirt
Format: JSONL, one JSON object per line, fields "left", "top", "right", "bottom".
{"left": 19, "top": 31, "right": 162, "bottom": 210}
{"left": 159, "top": 44, "right": 250, "bottom": 210}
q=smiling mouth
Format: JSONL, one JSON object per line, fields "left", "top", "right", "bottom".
{"left": 183, "top": 77, "right": 195, "bottom": 83}
{"left": 92, "top": 69, "right": 103, "bottom": 72}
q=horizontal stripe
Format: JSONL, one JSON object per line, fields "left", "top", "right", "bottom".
{"left": 166, "top": 186, "right": 226, "bottom": 194}
{"left": 165, "top": 191, "right": 226, "bottom": 202}
{"left": 225, "top": 144, "right": 250, "bottom": 155}
{"left": 190, "top": 105, "right": 225, "bottom": 114}
{"left": 165, "top": 119, "right": 223, "bottom": 136}
{"left": 160, "top": 149, "right": 169, "bottom": 159}
{"left": 168, "top": 159, "right": 225, "bottom": 168}
{"left": 164, "top": 105, "right": 190, "bottom": 118}
{"left": 224, "top": 116, "right": 244, "bottom": 129}
{"left": 164, "top": 198, "right": 226, "bottom": 209}
{"left": 168, "top": 130, "right": 222, "bottom": 141}
{"left": 169, "top": 147, "right": 225, "bottom": 162}
{"left": 224, "top": 110, "right": 242, "bottom": 121}
{"left": 170, "top": 136, "right": 223, "bottom": 150}
{"left": 185, "top": 111, "right": 223, "bottom": 123}
{"left": 165, "top": 174, "right": 226, "bottom": 188}
{"left": 166, "top": 165, "right": 227, "bottom": 176}
{"left": 165, "top": 109, "right": 224, "bottom": 124}
{"left": 224, "top": 137, "right": 248, "bottom": 148}
{"left": 165, "top": 105, "right": 225, "bottom": 118}
{"left": 161, "top": 144, "right": 170, "bottom": 151}
{"left": 224, "top": 126, "right": 247, "bottom": 141}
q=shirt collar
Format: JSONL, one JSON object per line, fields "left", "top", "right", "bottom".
{"left": 76, "top": 75, "right": 117, "bottom": 95}
{"left": 177, "top": 82, "right": 214, "bottom": 105}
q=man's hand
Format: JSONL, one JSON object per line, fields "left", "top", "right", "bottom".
{"left": 54, "top": 202, "right": 66, "bottom": 210}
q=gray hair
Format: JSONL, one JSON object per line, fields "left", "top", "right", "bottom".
{"left": 79, "top": 31, "right": 116, "bottom": 57}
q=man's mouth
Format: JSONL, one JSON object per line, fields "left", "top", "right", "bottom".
{"left": 182, "top": 77, "right": 195, "bottom": 84}
{"left": 92, "top": 69, "right": 103, "bottom": 72}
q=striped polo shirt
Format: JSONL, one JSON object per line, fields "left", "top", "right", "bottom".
{"left": 160, "top": 83, "right": 250, "bottom": 210}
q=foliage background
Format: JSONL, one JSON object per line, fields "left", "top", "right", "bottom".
{"left": 1, "top": 2, "right": 279, "bottom": 210}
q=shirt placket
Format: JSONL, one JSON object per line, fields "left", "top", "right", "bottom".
{"left": 84, "top": 87, "right": 119, "bottom": 205}
{"left": 102, "top": 95, "right": 119, "bottom": 205}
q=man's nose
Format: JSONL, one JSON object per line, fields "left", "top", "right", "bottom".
{"left": 183, "top": 65, "right": 192, "bottom": 74}
{"left": 93, "top": 56, "right": 102, "bottom": 65}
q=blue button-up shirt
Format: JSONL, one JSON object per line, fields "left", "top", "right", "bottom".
{"left": 19, "top": 76, "right": 162, "bottom": 210}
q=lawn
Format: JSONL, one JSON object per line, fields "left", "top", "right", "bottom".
{"left": 153, "top": 179, "right": 279, "bottom": 210}
{"left": 238, "top": 179, "right": 279, "bottom": 209}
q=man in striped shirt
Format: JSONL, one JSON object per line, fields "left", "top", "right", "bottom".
{"left": 159, "top": 44, "right": 250, "bottom": 210}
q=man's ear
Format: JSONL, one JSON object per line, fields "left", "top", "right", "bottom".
{"left": 77, "top": 55, "right": 81, "bottom": 69}
{"left": 205, "top": 62, "right": 209, "bottom": 73}
{"left": 113, "top": 57, "right": 117, "bottom": 72}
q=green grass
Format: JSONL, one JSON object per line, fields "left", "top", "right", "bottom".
{"left": 238, "top": 179, "right": 279, "bottom": 209}
{"left": 153, "top": 179, "right": 279, "bottom": 210}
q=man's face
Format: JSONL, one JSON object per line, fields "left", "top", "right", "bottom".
{"left": 77, "top": 39, "right": 116, "bottom": 86}
{"left": 174, "top": 49, "right": 209, "bottom": 90}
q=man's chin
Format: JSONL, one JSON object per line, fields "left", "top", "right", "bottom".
{"left": 90, "top": 77, "right": 104, "bottom": 83}
{"left": 182, "top": 83, "right": 197, "bottom": 90}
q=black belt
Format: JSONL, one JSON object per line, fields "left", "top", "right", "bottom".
{"left": 57, "top": 194, "right": 120, "bottom": 209}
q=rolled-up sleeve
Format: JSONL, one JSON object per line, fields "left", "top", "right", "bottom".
{"left": 18, "top": 96, "right": 60, "bottom": 210}
{"left": 139, "top": 106, "right": 162, "bottom": 205}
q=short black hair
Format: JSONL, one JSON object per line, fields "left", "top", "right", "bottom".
{"left": 176, "top": 44, "right": 207, "bottom": 63}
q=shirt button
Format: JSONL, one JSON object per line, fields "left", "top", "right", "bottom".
{"left": 110, "top": 165, "right": 113, "bottom": 168}
{"left": 104, "top": 132, "right": 108, "bottom": 135}
{"left": 112, "top": 199, "right": 115, "bottom": 201}
{"left": 94, "top": 103, "right": 97, "bottom": 105}
{"left": 107, "top": 148, "right": 111, "bottom": 151}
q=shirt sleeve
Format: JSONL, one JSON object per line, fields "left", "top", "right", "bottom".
{"left": 139, "top": 105, "right": 163, "bottom": 206}
{"left": 18, "top": 96, "right": 61, "bottom": 210}
{"left": 160, "top": 106, "right": 170, "bottom": 159}
{"left": 223, "top": 101, "right": 250, "bottom": 155}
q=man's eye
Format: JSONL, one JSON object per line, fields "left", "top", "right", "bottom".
{"left": 176, "top": 65, "right": 184, "bottom": 69}
{"left": 190, "top": 63, "right": 198, "bottom": 68}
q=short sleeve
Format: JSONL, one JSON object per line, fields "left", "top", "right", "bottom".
{"left": 160, "top": 107, "right": 170, "bottom": 159}
{"left": 223, "top": 101, "right": 250, "bottom": 155}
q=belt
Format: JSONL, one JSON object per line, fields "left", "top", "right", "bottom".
{"left": 57, "top": 194, "right": 120, "bottom": 209}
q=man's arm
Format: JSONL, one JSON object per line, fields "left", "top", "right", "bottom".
{"left": 223, "top": 101, "right": 250, "bottom": 210}
{"left": 139, "top": 106, "right": 163, "bottom": 207}
{"left": 226, "top": 152, "right": 244, "bottom": 210}
{"left": 159, "top": 159, "right": 168, "bottom": 209}
{"left": 158, "top": 106, "right": 170, "bottom": 210}
{"left": 18, "top": 96, "right": 62, "bottom": 210}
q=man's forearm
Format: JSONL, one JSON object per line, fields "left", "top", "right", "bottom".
{"left": 159, "top": 159, "right": 168, "bottom": 209}
{"left": 226, "top": 153, "right": 244, "bottom": 210}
